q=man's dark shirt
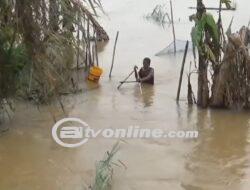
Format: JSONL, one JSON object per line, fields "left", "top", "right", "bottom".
{"left": 139, "top": 67, "right": 154, "bottom": 85}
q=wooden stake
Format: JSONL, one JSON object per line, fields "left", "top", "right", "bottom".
{"left": 170, "top": 0, "right": 176, "bottom": 54}
{"left": 176, "top": 41, "right": 189, "bottom": 102}
{"left": 109, "top": 31, "right": 119, "bottom": 78}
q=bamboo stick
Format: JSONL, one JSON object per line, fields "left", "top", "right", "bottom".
{"left": 117, "top": 70, "right": 135, "bottom": 89}
{"left": 82, "top": 15, "right": 88, "bottom": 69}
{"left": 87, "top": 19, "right": 92, "bottom": 67}
{"left": 95, "top": 32, "right": 99, "bottom": 66}
{"left": 170, "top": 0, "right": 176, "bottom": 54}
{"left": 109, "top": 31, "right": 119, "bottom": 78}
{"left": 76, "top": 13, "right": 80, "bottom": 70}
{"left": 91, "top": 28, "right": 95, "bottom": 64}
{"left": 176, "top": 41, "right": 189, "bottom": 102}
{"left": 188, "top": 7, "right": 236, "bottom": 11}
{"left": 92, "top": 44, "right": 95, "bottom": 66}
{"left": 88, "top": 0, "right": 97, "bottom": 16}
{"left": 119, "top": 81, "right": 137, "bottom": 84}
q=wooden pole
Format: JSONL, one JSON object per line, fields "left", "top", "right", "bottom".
{"left": 170, "top": 0, "right": 176, "bottom": 54}
{"left": 218, "top": 0, "right": 222, "bottom": 35}
{"left": 87, "top": 19, "right": 93, "bottom": 67}
{"left": 92, "top": 44, "right": 95, "bottom": 66}
{"left": 76, "top": 13, "right": 80, "bottom": 70}
{"left": 83, "top": 16, "right": 88, "bottom": 69}
{"left": 176, "top": 41, "right": 189, "bottom": 102}
{"left": 94, "top": 32, "right": 99, "bottom": 66}
{"left": 109, "top": 31, "right": 119, "bottom": 78}
{"left": 188, "top": 7, "right": 236, "bottom": 11}
{"left": 87, "top": 18, "right": 91, "bottom": 68}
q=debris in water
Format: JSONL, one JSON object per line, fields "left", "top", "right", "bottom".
{"left": 145, "top": 4, "right": 171, "bottom": 27}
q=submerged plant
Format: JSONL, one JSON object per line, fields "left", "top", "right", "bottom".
{"left": 92, "top": 142, "right": 121, "bottom": 190}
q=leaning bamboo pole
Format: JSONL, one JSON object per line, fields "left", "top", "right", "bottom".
{"left": 170, "top": 0, "right": 176, "bottom": 54}
{"left": 109, "top": 31, "right": 120, "bottom": 78}
{"left": 71, "top": 0, "right": 109, "bottom": 41}
{"left": 176, "top": 41, "right": 189, "bottom": 102}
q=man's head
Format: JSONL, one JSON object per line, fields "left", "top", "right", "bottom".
{"left": 143, "top": 57, "right": 151, "bottom": 69}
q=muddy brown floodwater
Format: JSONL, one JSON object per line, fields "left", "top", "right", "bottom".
{"left": 1, "top": 0, "right": 250, "bottom": 189}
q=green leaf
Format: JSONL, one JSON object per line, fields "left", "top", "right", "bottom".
{"left": 193, "top": 13, "right": 219, "bottom": 50}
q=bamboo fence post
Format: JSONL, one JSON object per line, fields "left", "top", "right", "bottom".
{"left": 91, "top": 28, "right": 95, "bottom": 64}
{"left": 170, "top": 0, "right": 176, "bottom": 54}
{"left": 87, "top": 18, "right": 92, "bottom": 67}
{"left": 95, "top": 32, "right": 99, "bottom": 66}
{"left": 92, "top": 44, "right": 95, "bottom": 65}
{"left": 176, "top": 41, "right": 189, "bottom": 102}
{"left": 82, "top": 15, "right": 88, "bottom": 69}
{"left": 109, "top": 31, "right": 119, "bottom": 78}
{"left": 76, "top": 13, "right": 80, "bottom": 70}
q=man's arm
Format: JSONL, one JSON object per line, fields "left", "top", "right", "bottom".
{"left": 134, "top": 66, "right": 139, "bottom": 81}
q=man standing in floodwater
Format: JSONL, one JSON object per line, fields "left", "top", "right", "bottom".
{"left": 134, "top": 57, "right": 154, "bottom": 85}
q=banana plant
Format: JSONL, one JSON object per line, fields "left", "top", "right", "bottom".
{"left": 192, "top": 12, "right": 219, "bottom": 63}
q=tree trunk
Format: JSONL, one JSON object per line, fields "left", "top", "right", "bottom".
{"left": 197, "top": 55, "right": 209, "bottom": 107}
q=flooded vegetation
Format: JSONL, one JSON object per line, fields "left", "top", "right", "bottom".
{"left": 0, "top": 0, "right": 250, "bottom": 190}
{"left": 0, "top": 0, "right": 108, "bottom": 114}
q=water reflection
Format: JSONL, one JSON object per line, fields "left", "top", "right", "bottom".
{"left": 182, "top": 110, "right": 249, "bottom": 190}
{"left": 133, "top": 84, "right": 155, "bottom": 107}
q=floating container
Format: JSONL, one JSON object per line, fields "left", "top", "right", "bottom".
{"left": 88, "top": 66, "right": 103, "bottom": 82}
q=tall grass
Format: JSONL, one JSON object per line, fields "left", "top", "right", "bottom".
{"left": 92, "top": 142, "right": 120, "bottom": 190}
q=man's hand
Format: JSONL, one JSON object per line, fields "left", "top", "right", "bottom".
{"left": 134, "top": 65, "right": 138, "bottom": 70}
